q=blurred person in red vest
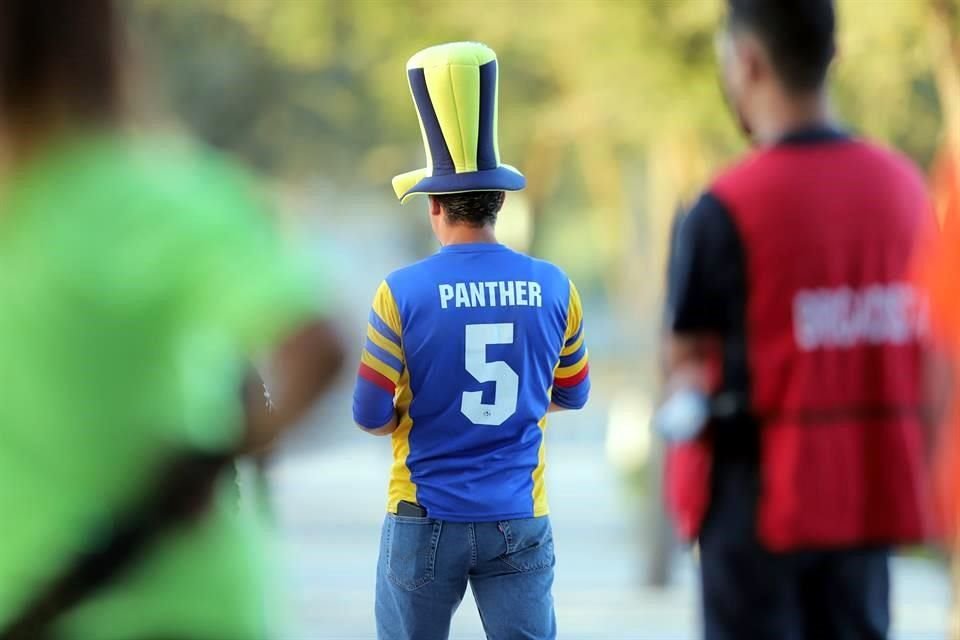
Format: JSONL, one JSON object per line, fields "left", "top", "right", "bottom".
{"left": 658, "top": 0, "right": 933, "bottom": 638}
{"left": 0, "top": 1, "right": 343, "bottom": 638}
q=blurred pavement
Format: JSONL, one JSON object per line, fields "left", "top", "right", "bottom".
{"left": 268, "top": 411, "right": 950, "bottom": 640}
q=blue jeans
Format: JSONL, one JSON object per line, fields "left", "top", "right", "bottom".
{"left": 375, "top": 514, "right": 556, "bottom": 640}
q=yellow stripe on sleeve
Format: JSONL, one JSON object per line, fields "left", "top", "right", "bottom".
{"left": 560, "top": 331, "right": 585, "bottom": 357}
{"left": 367, "top": 325, "right": 404, "bottom": 362}
{"left": 372, "top": 281, "right": 404, "bottom": 339}
{"left": 564, "top": 280, "right": 584, "bottom": 343}
{"left": 554, "top": 352, "right": 589, "bottom": 380}
{"left": 361, "top": 350, "right": 402, "bottom": 385}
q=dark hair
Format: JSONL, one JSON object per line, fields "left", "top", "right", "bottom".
{"left": 433, "top": 191, "right": 505, "bottom": 228}
{"left": 0, "top": 0, "right": 124, "bottom": 132}
{"left": 727, "top": 0, "right": 836, "bottom": 93}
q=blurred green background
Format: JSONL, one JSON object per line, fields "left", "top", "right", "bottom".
{"left": 126, "top": 2, "right": 958, "bottom": 636}
{"left": 129, "top": 0, "right": 957, "bottom": 360}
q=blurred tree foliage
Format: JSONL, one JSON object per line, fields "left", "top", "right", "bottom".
{"left": 130, "top": 0, "right": 955, "bottom": 317}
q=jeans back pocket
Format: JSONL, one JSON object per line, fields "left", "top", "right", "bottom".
{"left": 497, "top": 516, "right": 556, "bottom": 573}
{"left": 385, "top": 514, "right": 443, "bottom": 591}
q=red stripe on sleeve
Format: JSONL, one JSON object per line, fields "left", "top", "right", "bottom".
{"left": 358, "top": 363, "right": 396, "bottom": 394}
{"left": 554, "top": 363, "right": 590, "bottom": 388}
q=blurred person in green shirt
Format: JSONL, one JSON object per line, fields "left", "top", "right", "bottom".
{"left": 0, "top": 1, "right": 344, "bottom": 638}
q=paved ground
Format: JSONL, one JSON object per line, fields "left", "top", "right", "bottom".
{"left": 266, "top": 411, "right": 951, "bottom": 640}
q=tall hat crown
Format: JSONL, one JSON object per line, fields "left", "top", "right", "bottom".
{"left": 392, "top": 42, "right": 526, "bottom": 203}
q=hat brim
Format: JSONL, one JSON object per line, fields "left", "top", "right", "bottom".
{"left": 392, "top": 165, "right": 525, "bottom": 204}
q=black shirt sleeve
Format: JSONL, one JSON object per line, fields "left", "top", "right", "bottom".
{"left": 667, "top": 192, "right": 747, "bottom": 335}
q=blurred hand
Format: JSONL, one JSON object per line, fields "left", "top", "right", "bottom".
{"left": 242, "top": 319, "right": 345, "bottom": 455}
{"left": 663, "top": 333, "right": 714, "bottom": 394}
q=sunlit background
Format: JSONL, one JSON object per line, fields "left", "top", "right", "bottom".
{"left": 129, "top": 1, "right": 957, "bottom": 637}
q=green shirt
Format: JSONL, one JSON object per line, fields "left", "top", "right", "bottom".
{"left": 0, "top": 134, "right": 317, "bottom": 639}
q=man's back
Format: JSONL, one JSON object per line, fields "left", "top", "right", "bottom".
{"left": 715, "top": 136, "right": 928, "bottom": 416}
{"left": 708, "top": 133, "right": 930, "bottom": 548}
{"left": 355, "top": 243, "right": 589, "bottom": 521}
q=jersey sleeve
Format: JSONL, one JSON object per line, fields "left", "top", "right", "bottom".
{"left": 552, "top": 279, "right": 591, "bottom": 410}
{"left": 352, "top": 281, "right": 406, "bottom": 428}
{"left": 667, "top": 192, "right": 747, "bottom": 334}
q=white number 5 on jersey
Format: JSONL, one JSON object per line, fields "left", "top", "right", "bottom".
{"left": 461, "top": 323, "right": 519, "bottom": 426}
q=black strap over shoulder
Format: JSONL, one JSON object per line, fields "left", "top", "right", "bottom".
{"left": 1, "top": 369, "right": 273, "bottom": 640}
{"left": 0, "top": 450, "right": 236, "bottom": 640}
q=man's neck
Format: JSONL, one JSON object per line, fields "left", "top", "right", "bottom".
{"left": 441, "top": 224, "right": 498, "bottom": 247}
{"left": 751, "top": 90, "right": 834, "bottom": 146}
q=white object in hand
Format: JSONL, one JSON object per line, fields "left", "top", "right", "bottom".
{"left": 653, "top": 389, "right": 709, "bottom": 442}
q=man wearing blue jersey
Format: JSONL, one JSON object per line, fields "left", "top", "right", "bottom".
{"left": 352, "top": 43, "right": 590, "bottom": 640}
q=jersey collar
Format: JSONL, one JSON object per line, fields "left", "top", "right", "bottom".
{"left": 777, "top": 125, "right": 850, "bottom": 146}
{"left": 439, "top": 242, "right": 509, "bottom": 254}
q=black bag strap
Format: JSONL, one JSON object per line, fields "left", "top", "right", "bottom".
{"left": 0, "top": 450, "right": 236, "bottom": 640}
{"left": 1, "top": 370, "right": 274, "bottom": 640}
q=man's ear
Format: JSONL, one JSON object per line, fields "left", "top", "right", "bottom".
{"left": 739, "top": 33, "right": 770, "bottom": 86}
{"left": 428, "top": 196, "right": 443, "bottom": 218}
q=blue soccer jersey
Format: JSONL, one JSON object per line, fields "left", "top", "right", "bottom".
{"left": 352, "top": 243, "right": 590, "bottom": 521}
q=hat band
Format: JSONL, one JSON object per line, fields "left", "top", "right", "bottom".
{"left": 398, "top": 164, "right": 526, "bottom": 203}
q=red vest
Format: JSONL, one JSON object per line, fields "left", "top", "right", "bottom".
{"left": 667, "top": 140, "right": 932, "bottom": 551}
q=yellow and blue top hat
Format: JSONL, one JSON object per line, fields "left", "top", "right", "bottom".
{"left": 392, "top": 42, "right": 526, "bottom": 203}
